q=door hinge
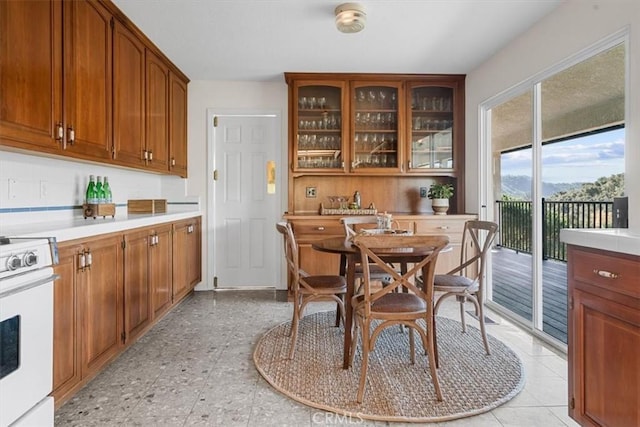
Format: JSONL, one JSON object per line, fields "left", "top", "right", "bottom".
{"left": 121, "top": 331, "right": 126, "bottom": 343}
{"left": 110, "top": 17, "right": 115, "bottom": 29}
{"left": 213, "top": 116, "right": 218, "bottom": 127}
{"left": 213, "top": 170, "right": 218, "bottom": 181}
{"left": 214, "top": 276, "right": 218, "bottom": 288}
{"left": 121, "top": 240, "right": 126, "bottom": 249}
{"left": 570, "top": 397, "right": 575, "bottom": 409}
{"left": 569, "top": 297, "right": 574, "bottom": 310}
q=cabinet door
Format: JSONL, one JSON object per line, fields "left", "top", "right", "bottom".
{"left": 407, "top": 82, "right": 459, "bottom": 173}
{"left": 172, "top": 221, "right": 191, "bottom": 301}
{"left": 570, "top": 288, "right": 640, "bottom": 427}
{"left": 0, "top": 0, "right": 63, "bottom": 152}
{"left": 123, "top": 230, "right": 151, "bottom": 343}
{"left": 78, "top": 235, "right": 122, "bottom": 376}
{"left": 291, "top": 81, "right": 347, "bottom": 172}
{"left": 52, "top": 244, "right": 80, "bottom": 402}
{"left": 145, "top": 50, "right": 170, "bottom": 173}
{"left": 63, "top": 0, "right": 112, "bottom": 160}
{"left": 112, "top": 19, "right": 146, "bottom": 168}
{"left": 169, "top": 72, "right": 188, "bottom": 177}
{"left": 350, "top": 81, "right": 403, "bottom": 173}
{"left": 150, "top": 225, "right": 173, "bottom": 318}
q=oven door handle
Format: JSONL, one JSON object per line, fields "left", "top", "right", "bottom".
{"left": 0, "top": 274, "right": 59, "bottom": 299}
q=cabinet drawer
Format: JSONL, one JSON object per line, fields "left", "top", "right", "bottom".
{"left": 292, "top": 222, "right": 344, "bottom": 237}
{"left": 415, "top": 219, "right": 465, "bottom": 241}
{"left": 571, "top": 248, "right": 640, "bottom": 299}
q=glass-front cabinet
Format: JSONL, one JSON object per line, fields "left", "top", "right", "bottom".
{"left": 407, "top": 83, "right": 455, "bottom": 172}
{"left": 350, "top": 81, "right": 402, "bottom": 173}
{"left": 292, "top": 80, "right": 346, "bottom": 172}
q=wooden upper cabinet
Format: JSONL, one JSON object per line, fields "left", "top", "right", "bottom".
{"left": 169, "top": 72, "right": 188, "bottom": 177}
{"left": 112, "top": 18, "right": 146, "bottom": 167}
{"left": 0, "top": 0, "right": 63, "bottom": 151}
{"left": 62, "top": 0, "right": 113, "bottom": 160}
{"left": 145, "top": 50, "right": 170, "bottom": 173}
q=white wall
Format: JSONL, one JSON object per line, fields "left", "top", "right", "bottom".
{"left": 0, "top": 150, "right": 174, "bottom": 227}
{"left": 465, "top": 0, "right": 640, "bottom": 229}
{"left": 186, "top": 80, "right": 289, "bottom": 289}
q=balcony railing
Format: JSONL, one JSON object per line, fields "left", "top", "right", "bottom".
{"left": 495, "top": 199, "right": 614, "bottom": 262}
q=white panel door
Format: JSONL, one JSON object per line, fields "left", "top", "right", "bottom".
{"left": 213, "top": 115, "right": 280, "bottom": 288}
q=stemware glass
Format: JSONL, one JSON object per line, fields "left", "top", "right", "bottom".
{"left": 390, "top": 93, "right": 397, "bottom": 109}
{"left": 308, "top": 97, "right": 317, "bottom": 109}
{"left": 368, "top": 90, "right": 376, "bottom": 108}
{"left": 318, "top": 97, "right": 326, "bottom": 109}
{"left": 299, "top": 96, "right": 307, "bottom": 109}
{"left": 379, "top": 91, "right": 386, "bottom": 109}
{"left": 357, "top": 90, "right": 366, "bottom": 107}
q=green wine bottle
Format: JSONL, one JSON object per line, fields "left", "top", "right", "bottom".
{"left": 86, "top": 175, "right": 97, "bottom": 204}
{"left": 96, "top": 176, "right": 105, "bottom": 204}
{"left": 103, "top": 176, "right": 113, "bottom": 204}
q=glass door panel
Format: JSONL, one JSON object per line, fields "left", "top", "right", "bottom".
{"left": 409, "top": 86, "right": 454, "bottom": 171}
{"left": 489, "top": 90, "right": 534, "bottom": 325}
{"left": 295, "top": 84, "right": 344, "bottom": 171}
{"left": 351, "top": 83, "right": 400, "bottom": 172}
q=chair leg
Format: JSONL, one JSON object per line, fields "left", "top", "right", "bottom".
{"left": 426, "top": 319, "right": 443, "bottom": 401}
{"left": 409, "top": 327, "right": 415, "bottom": 364}
{"left": 335, "top": 297, "right": 343, "bottom": 327}
{"left": 356, "top": 320, "right": 370, "bottom": 403}
{"left": 458, "top": 296, "right": 467, "bottom": 333}
{"left": 477, "top": 300, "right": 491, "bottom": 356}
{"left": 288, "top": 307, "right": 300, "bottom": 359}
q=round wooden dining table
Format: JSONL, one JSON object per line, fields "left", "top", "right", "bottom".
{"left": 312, "top": 236, "right": 445, "bottom": 369}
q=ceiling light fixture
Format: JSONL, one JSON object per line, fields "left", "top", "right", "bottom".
{"left": 335, "top": 3, "right": 366, "bottom": 34}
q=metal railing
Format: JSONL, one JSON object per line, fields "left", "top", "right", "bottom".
{"left": 495, "top": 199, "right": 614, "bottom": 262}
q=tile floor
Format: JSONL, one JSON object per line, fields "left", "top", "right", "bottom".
{"left": 55, "top": 290, "right": 579, "bottom": 426}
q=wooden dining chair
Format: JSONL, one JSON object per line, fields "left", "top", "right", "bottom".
{"left": 276, "top": 222, "right": 347, "bottom": 359}
{"left": 340, "top": 216, "right": 396, "bottom": 289}
{"left": 350, "top": 233, "right": 449, "bottom": 403}
{"left": 432, "top": 220, "right": 499, "bottom": 356}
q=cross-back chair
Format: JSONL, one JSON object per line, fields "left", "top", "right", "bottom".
{"left": 340, "top": 216, "right": 398, "bottom": 289}
{"left": 276, "top": 222, "right": 346, "bottom": 359}
{"left": 350, "top": 233, "right": 449, "bottom": 403}
{"left": 432, "top": 220, "right": 499, "bottom": 356}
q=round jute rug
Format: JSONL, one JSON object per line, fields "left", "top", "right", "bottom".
{"left": 253, "top": 311, "right": 525, "bottom": 423}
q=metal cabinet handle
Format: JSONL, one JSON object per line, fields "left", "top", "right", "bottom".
{"left": 67, "top": 127, "right": 75, "bottom": 145}
{"left": 79, "top": 252, "right": 86, "bottom": 271}
{"left": 85, "top": 250, "right": 92, "bottom": 268}
{"left": 148, "top": 150, "right": 153, "bottom": 161}
{"left": 438, "top": 226, "right": 449, "bottom": 230}
{"left": 171, "top": 158, "right": 176, "bottom": 166}
{"left": 56, "top": 123, "right": 64, "bottom": 141}
{"left": 593, "top": 269, "right": 619, "bottom": 279}
{"left": 316, "top": 226, "right": 325, "bottom": 231}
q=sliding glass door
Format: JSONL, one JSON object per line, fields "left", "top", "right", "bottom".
{"left": 484, "top": 39, "right": 626, "bottom": 347}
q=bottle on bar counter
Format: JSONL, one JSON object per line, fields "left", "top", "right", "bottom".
{"left": 96, "top": 176, "right": 105, "bottom": 204}
{"left": 86, "top": 175, "right": 97, "bottom": 205}
{"left": 103, "top": 176, "right": 112, "bottom": 204}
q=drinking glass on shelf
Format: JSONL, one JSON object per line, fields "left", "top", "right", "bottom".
{"left": 368, "top": 91, "right": 376, "bottom": 108}
{"left": 308, "top": 97, "right": 317, "bottom": 109}
{"left": 357, "top": 90, "right": 366, "bottom": 107}
{"left": 319, "top": 97, "right": 326, "bottom": 109}
{"left": 391, "top": 93, "right": 397, "bottom": 109}
{"left": 299, "top": 97, "right": 307, "bottom": 109}
{"left": 379, "top": 91, "right": 386, "bottom": 109}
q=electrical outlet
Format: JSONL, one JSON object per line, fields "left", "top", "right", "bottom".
{"left": 306, "top": 187, "right": 317, "bottom": 198}
{"left": 420, "top": 187, "right": 427, "bottom": 198}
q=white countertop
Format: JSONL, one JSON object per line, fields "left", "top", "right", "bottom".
{"left": 560, "top": 228, "right": 640, "bottom": 256}
{"left": 0, "top": 207, "right": 202, "bottom": 242}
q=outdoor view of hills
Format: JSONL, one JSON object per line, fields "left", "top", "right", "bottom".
{"left": 501, "top": 173, "right": 625, "bottom": 201}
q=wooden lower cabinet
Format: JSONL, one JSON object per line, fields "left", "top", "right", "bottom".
{"left": 52, "top": 216, "right": 201, "bottom": 407}
{"left": 149, "top": 224, "right": 173, "bottom": 318}
{"left": 283, "top": 214, "right": 476, "bottom": 290}
{"left": 567, "top": 245, "right": 640, "bottom": 427}
{"left": 172, "top": 217, "right": 202, "bottom": 301}
{"left": 123, "top": 229, "right": 152, "bottom": 343}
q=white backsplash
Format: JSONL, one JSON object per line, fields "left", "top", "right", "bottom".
{"left": 0, "top": 151, "right": 192, "bottom": 227}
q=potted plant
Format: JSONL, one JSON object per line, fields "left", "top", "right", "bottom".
{"left": 428, "top": 183, "right": 454, "bottom": 215}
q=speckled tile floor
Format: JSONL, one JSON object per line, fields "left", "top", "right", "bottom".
{"left": 54, "top": 290, "right": 579, "bottom": 426}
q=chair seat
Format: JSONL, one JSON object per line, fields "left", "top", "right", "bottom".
{"left": 434, "top": 274, "right": 479, "bottom": 293}
{"left": 354, "top": 292, "right": 426, "bottom": 314}
{"left": 301, "top": 275, "right": 347, "bottom": 293}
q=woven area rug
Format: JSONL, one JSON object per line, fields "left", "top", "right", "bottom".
{"left": 253, "top": 311, "right": 524, "bottom": 423}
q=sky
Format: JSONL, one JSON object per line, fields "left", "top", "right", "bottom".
{"left": 501, "top": 128, "right": 625, "bottom": 183}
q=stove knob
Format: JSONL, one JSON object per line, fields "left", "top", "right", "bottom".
{"left": 24, "top": 251, "right": 38, "bottom": 266}
{"left": 7, "top": 255, "right": 22, "bottom": 270}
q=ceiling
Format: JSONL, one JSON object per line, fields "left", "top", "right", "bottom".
{"left": 111, "top": 0, "right": 562, "bottom": 82}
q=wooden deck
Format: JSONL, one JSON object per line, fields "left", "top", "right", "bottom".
{"left": 490, "top": 247, "right": 568, "bottom": 343}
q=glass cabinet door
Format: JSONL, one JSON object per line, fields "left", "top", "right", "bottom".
{"left": 351, "top": 82, "right": 401, "bottom": 172}
{"left": 294, "top": 83, "right": 345, "bottom": 171}
{"left": 408, "top": 85, "right": 454, "bottom": 171}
